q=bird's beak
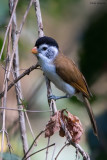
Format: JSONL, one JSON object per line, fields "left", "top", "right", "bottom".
{"left": 31, "top": 46, "right": 38, "bottom": 54}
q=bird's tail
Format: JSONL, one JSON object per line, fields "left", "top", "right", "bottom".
{"left": 83, "top": 96, "right": 98, "bottom": 137}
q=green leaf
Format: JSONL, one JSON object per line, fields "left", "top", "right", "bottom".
{"left": 2, "top": 152, "right": 21, "bottom": 160}
{"left": 0, "top": 38, "right": 6, "bottom": 62}
{"left": 19, "top": 99, "right": 28, "bottom": 108}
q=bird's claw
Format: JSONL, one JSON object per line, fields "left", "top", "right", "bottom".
{"left": 48, "top": 95, "right": 68, "bottom": 101}
{"left": 48, "top": 95, "right": 58, "bottom": 101}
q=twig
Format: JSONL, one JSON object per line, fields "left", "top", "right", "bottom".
{"left": 1, "top": 24, "right": 12, "bottom": 155}
{"left": 51, "top": 143, "right": 56, "bottom": 160}
{"left": 75, "top": 148, "right": 80, "bottom": 160}
{"left": 60, "top": 119, "right": 90, "bottom": 160}
{"left": 0, "top": 0, "right": 18, "bottom": 59}
{"left": 49, "top": 99, "right": 57, "bottom": 115}
{"left": 24, "top": 143, "right": 55, "bottom": 160}
{"left": 45, "top": 137, "right": 50, "bottom": 160}
{"left": 6, "top": 0, "right": 34, "bottom": 82}
{"left": 45, "top": 77, "right": 52, "bottom": 101}
{"left": 45, "top": 76, "right": 57, "bottom": 115}
{"left": 9, "top": 0, "right": 33, "bottom": 158}
{"left": 0, "top": 64, "right": 39, "bottom": 99}
{"left": 0, "top": 64, "right": 39, "bottom": 73}
{"left": 33, "top": 0, "right": 44, "bottom": 37}
{"left": 5, "top": 130, "right": 13, "bottom": 153}
{"left": 25, "top": 112, "right": 37, "bottom": 146}
{"left": 22, "top": 130, "right": 45, "bottom": 160}
{"left": 55, "top": 142, "right": 69, "bottom": 160}
{"left": 0, "top": 107, "right": 51, "bottom": 113}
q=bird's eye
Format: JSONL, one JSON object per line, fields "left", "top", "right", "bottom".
{"left": 42, "top": 47, "right": 47, "bottom": 51}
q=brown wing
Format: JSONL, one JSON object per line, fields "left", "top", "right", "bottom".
{"left": 54, "top": 53, "right": 91, "bottom": 98}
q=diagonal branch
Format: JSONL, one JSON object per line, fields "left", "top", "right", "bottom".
{"left": 60, "top": 119, "right": 90, "bottom": 160}
{"left": 55, "top": 142, "right": 69, "bottom": 160}
{"left": 0, "top": 63, "right": 39, "bottom": 99}
{"left": 22, "top": 130, "right": 45, "bottom": 160}
{"left": 24, "top": 143, "right": 55, "bottom": 160}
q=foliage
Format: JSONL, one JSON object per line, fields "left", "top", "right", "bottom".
{"left": 2, "top": 153, "right": 21, "bottom": 160}
{"left": 0, "top": 38, "right": 6, "bottom": 62}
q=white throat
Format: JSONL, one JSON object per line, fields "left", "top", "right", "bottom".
{"left": 37, "top": 45, "right": 59, "bottom": 66}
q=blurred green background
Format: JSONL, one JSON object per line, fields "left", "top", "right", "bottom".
{"left": 0, "top": 0, "right": 107, "bottom": 159}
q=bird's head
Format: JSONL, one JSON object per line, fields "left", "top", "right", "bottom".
{"left": 31, "top": 36, "right": 59, "bottom": 61}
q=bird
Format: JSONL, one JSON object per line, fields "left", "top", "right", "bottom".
{"left": 31, "top": 36, "right": 98, "bottom": 137}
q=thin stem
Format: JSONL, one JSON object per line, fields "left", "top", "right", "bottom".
{"left": 0, "top": 64, "right": 39, "bottom": 99}
{"left": 9, "top": 0, "right": 33, "bottom": 158}
{"left": 33, "top": 0, "right": 44, "bottom": 37}
{"left": 60, "top": 119, "right": 90, "bottom": 160}
{"left": 1, "top": 24, "right": 12, "bottom": 155}
{"left": 22, "top": 130, "right": 45, "bottom": 160}
{"left": 0, "top": 107, "right": 51, "bottom": 113}
{"left": 6, "top": 0, "right": 34, "bottom": 81}
{"left": 24, "top": 143, "right": 55, "bottom": 160}
{"left": 0, "top": 0, "right": 18, "bottom": 59}
{"left": 25, "top": 112, "right": 37, "bottom": 145}
{"left": 51, "top": 143, "right": 56, "bottom": 160}
{"left": 45, "top": 137, "right": 50, "bottom": 160}
{"left": 55, "top": 143, "right": 69, "bottom": 160}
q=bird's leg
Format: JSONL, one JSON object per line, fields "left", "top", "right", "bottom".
{"left": 48, "top": 94, "right": 69, "bottom": 101}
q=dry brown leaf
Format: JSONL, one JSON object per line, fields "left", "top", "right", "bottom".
{"left": 45, "top": 109, "right": 83, "bottom": 143}
{"left": 59, "top": 127, "right": 65, "bottom": 137}
{"left": 60, "top": 110, "right": 83, "bottom": 143}
{"left": 45, "top": 111, "right": 61, "bottom": 137}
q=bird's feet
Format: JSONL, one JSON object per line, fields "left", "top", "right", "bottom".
{"left": 48, "top": 95, "right": 68, "bottom": 101}
{"left": 48, "top": 95, "right": 58, "bottom": 101}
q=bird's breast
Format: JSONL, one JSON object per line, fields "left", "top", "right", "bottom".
{"left": 41, "top": 62, "right": 75, "bottom": 96}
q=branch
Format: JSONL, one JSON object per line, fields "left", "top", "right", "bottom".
{"left": 25, "top": 112, "right": 36, "bottom": 146}
{"left": 1, "top": 23, "right": 12, "bottom": 155}
{"left": 0, "top": 64, "right": 39, "bottom": 99}
{"left": 10, "top": 0, "right": 33, "bottom": 158}
{"left": 55, "top": 142, "right": 69, "bottom": 160}
{"left": 6, "top": 0, "right": 34, "bottom": 82}
{"left": 33, "top": 0, "right": 44, "bottom": 37}
{"left": 0, "top": 107, "right": 51, "bottom": 113}
{"left": 60, "top": 119, "right": 90, "bottom": 160}
{"left": 22, "top": 130, "right": 45, "bottom": 160}
{"left": 0, "top": 0, "right": 18, "bottom": 59}
{"left": 24, "top": 143, "right": 55, "bottom": 160}
{"left": 51, "top": 143, "right": 56, "bottom": 160}
{"left": 45, "top": 137, "right": 50, "bottom": 160}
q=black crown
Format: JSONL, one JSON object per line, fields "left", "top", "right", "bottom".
{"left": 35, "top": 36, "right": 59, "bottom": 49}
